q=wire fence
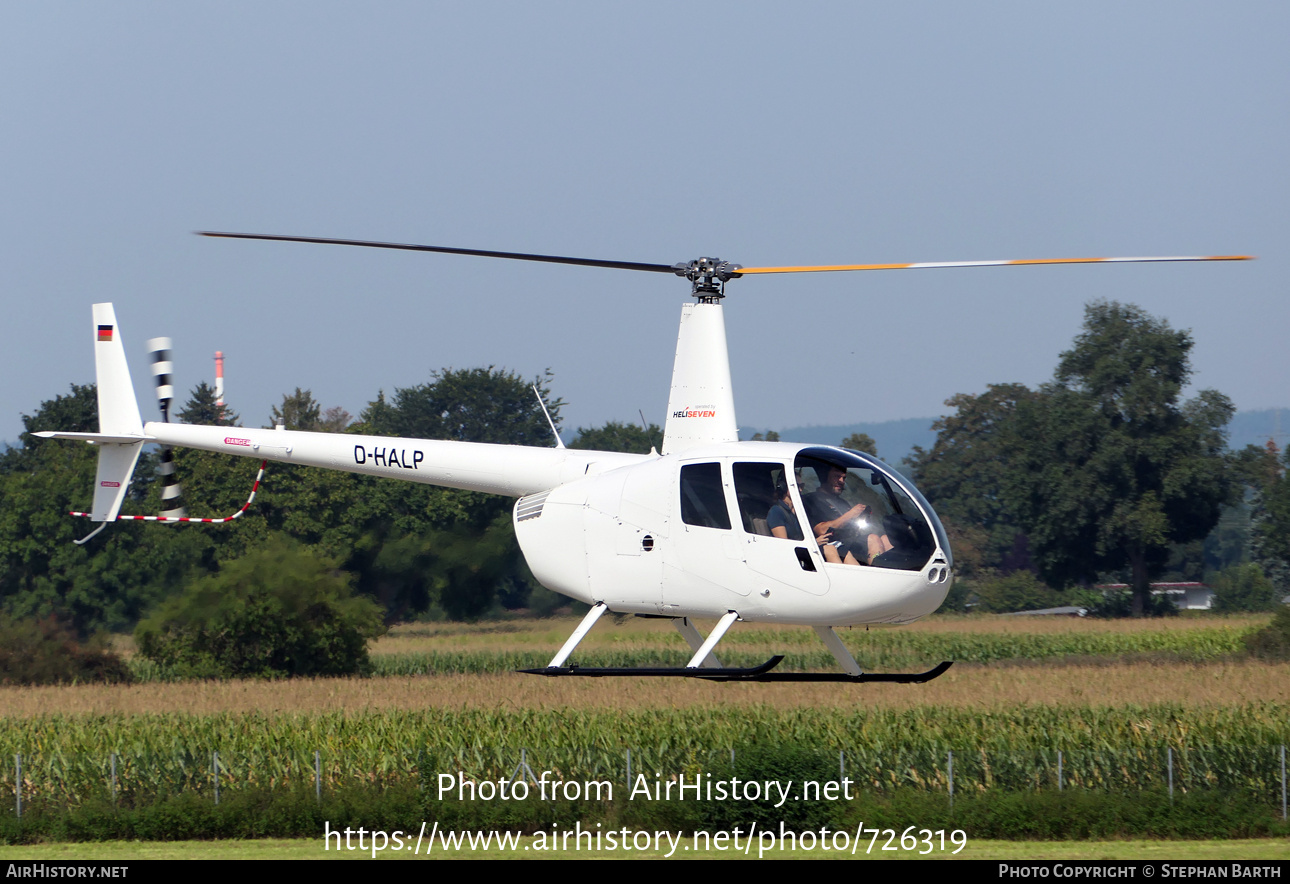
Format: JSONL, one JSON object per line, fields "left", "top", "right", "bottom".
{"left": 4, "top": 745, "right": 1288, "bottom": 817}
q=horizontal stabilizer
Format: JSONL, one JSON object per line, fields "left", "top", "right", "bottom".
{"left": 34, "top": 431, "right": 155, "bottom": 444}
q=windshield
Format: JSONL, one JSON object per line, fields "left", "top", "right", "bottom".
{"left": 794, "top": 446, "right": 949, "bottom": 571}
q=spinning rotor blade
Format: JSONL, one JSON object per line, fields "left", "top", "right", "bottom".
{"left": 202, "top": 231, "right": 1252, "bottom": 297}
{"left": 734, "top": 255, "right": 1253, "bottom": 275}
{"left": 199, "top": 232, "right": 678, "bottom": 275}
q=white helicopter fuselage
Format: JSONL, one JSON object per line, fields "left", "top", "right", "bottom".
{"left": 515, "top": 441, "right": 951, "bottom": 627}
{"left": 142, "top": 425, "right": 952, "bottom": 628}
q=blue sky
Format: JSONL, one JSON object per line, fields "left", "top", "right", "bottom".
{"left": 2, "top": 2, "right": 1284, "bottom": 442}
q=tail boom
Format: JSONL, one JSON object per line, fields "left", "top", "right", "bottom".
{"left": 145, "top": 422, "right": 646, "bottom": 498}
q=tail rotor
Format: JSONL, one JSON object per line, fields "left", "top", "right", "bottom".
{"left": 146, "top": 337, "right": 187, "bottom": 519}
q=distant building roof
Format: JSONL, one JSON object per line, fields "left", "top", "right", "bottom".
{"left": 1094, "top": 582, "right": 1215, "bottom": 611}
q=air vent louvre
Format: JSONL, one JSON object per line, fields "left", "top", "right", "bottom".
{"left": 516, "top": 491, "right": 550, "bottom": 521}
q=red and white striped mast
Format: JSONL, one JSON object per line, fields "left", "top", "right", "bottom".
{"left": 214, "top": 350, "right": 225, "bottom": 414}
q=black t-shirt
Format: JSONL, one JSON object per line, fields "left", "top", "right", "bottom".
{"left": 803, "top": 490, "right": 859, "bottom": 540}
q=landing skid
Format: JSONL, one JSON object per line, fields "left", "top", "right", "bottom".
{"left": 534, "top": 603, "right": 952, "bottom": 683}
{"left": 520, "top": 658, "right": 953, "bottom": 684}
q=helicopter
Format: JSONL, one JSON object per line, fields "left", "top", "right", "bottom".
{"left": 37, "top": 235, "right": 1251, "bottom": 682}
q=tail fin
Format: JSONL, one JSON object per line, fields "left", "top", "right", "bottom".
{"left": 661, "top": 302, "right": 737, "bottom": 455}
{"left": 88, "top": 304, "right": 145, "bottom": 521}
{"left": 93, "top": 304, "right": 144, "bottom": 437}
{"left": 38, "top": 304, "right": 147, "bottom": 522}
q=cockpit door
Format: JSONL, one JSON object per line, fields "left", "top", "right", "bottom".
{"left": 731, "top": 461, "right": 830, "bottom": 596}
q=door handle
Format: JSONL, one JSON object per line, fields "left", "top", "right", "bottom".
{"left": 794, "top": 547, "right": 816, "bottom": 572}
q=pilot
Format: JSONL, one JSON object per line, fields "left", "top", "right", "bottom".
{"left": 803, "top": 464, "right": 888, "bottom": 564}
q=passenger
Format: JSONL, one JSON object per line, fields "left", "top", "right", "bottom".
{"left": 766, "top": 477, "right": 803, "bottom": 541}
{"left": 778, "top": 475, "right": 859, "bottom": 565}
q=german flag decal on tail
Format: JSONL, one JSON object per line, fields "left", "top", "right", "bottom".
{"left": 97, "top": 325, "right": 114, "bottom": 342}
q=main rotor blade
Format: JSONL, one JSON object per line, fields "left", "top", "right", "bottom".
{"left": 198, "top": 232, "right": 678, "bottom": 275}
{"left": 735, "top": 255, "right": 1253, "bottom": 275}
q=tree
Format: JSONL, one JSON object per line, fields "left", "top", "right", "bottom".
{"left": 354, "top": 367, "right": 563, "bottom": 617}
{"left": 362, "top": 367, "right": 561, "bottom": 446}
{"left": 0, "top": 383, "right": 195, "bottom": 633}
{"left": 570, "top": 420, "right": 661, "bottom": 453}
{"left": 972, "top": 571, "right": 1063, "bottom": 613}
{"left": 749, "top": 430, "right": 780, "bottom": 442}
{"left": 1005, "top": 302, "right": 1240, "bottom": 615}
{"left": 135, "top": 538, "right": 385, "bottom": 678}
{"left": 1247, "top": 444, "right": 1290, "bottom": 600}
{"left": 1245, "top": 605, "right": 1290, "bottom": 661}
{"left": 2, "top": 383, "right": 98, "bottom": 474}
{"left": 840, "top": 432, "right": 876, "bottom": 456}
{"left": 177, "top": 381, "right": 239, "bottom": 426}
{"left": 320, "top": 406, "right": 353, "bottom": 433}
{"left": 1209, "top": 563, "right": 1279, "bottom": 613}
{"left": 0, "top": 614, "right": 131, "bottom": 685}
{"left": 906, "top": 383, "right": 1036, "bottom": 578}
{"left": 270, "top": 387, "right": 322, "bottom": 431}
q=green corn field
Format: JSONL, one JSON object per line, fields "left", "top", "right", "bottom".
{"left": 1, "top": 704, "right": 1286, "bottom": 807}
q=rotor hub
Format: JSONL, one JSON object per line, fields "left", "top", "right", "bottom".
{"left": 671, "top": 257, "right": 743, "bottom": 301}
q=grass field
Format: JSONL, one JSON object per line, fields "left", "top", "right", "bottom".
{"left": 3, "top": 657, "right": 1288, "bottom": 716}
{"left": 38, "top": 612, "right": 1286, "bottom": 716}
{"left": 360, "top": 613, "right": 1267, "bottom": 674}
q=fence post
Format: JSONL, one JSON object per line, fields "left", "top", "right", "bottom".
{"left": 1057, "top": 750, "right": 1063, "bottom": 791}
{"left": 213, "top": 751, "right": 219, "bottom": 806}
{"left": 626, "top": 749, "right": 631, "bottom": 788}
{"left": 111, "top": 753, "right": 117, "bottom": 804}
{"left": 839, "top": 750, "right": 845, "bottom": 783}
{"left": 14, "top": 754, "right": 20, "bottom": 820}
{"left": 947, "top": 750, "right": 954, "bottom": 811}
{"left": 1281, "top": 745, "right": 1286, "bottom": 822}
{"left": 1167, "top": 747, "right": 1173, "bottom": 804}
{"left": 315, "top": 751, "right": 322, "bottom": 803}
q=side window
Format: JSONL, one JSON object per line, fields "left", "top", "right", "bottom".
{"left": 679, "top": 462, "right": 731, "bottom": 530}
{"left": 733, "top": 462, "right": 802, "bottom": 540}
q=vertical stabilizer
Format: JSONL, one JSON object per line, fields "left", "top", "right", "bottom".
{"left": 93, "top": 304, "right": 144, "bottom": 437}
{"left": 90, "top": 304, "right": 144, "bottom": 521}
{"left": 661, "top": 302, "right": 737, "bottom": 455}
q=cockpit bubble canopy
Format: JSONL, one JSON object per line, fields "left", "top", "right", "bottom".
{"left": 794, "top": 446, "right": 951, "bottom": 571}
